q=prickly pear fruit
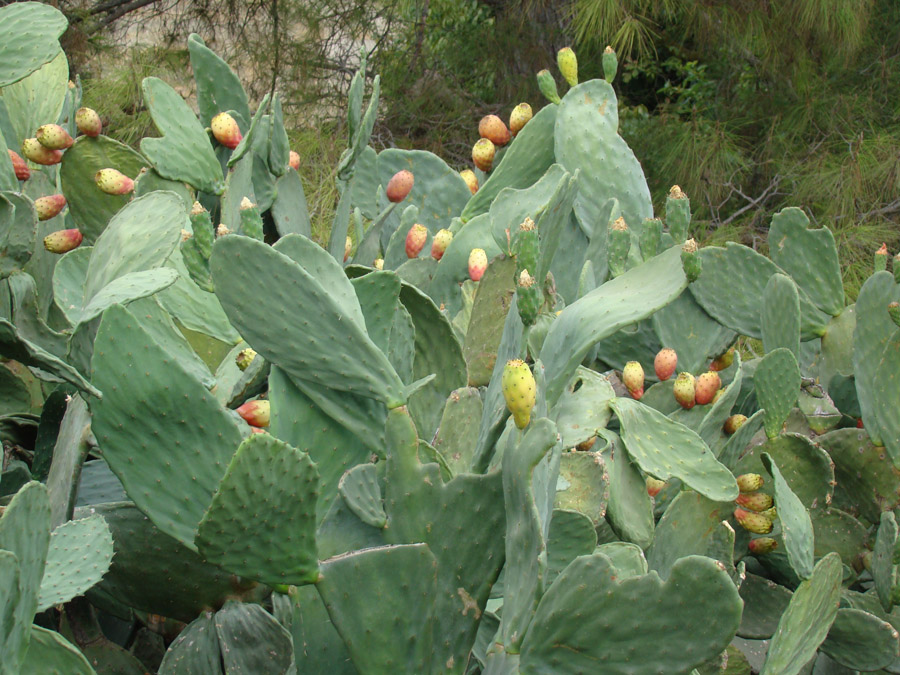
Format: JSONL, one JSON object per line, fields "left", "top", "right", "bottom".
{"left": 760, "top": 506, "right": 777, "bottom": 520}
{"left": 710, "top": 347, "right": 735, "bottom": 372}
{"left": 238, "top": 197, "right": 264, "bottom": 240}
{"left": 736, "top": 473, "right": 764, "bottom": 493}
{"left": 22, "top": 138, "right": 62, "bottom": 165}
{"left": 623, "top": 361, "right": 645, "bottom": 400}
{"left": 502, "top": 359, "right": 536, "bottom": 429}
{"left": 95, "top": 168, "right": 134, "bottom": 195}
{"left": 890, "top": 301, "right": 900, "bottom": 328}
{"left": 468, "top": 248, "right": 488, "bottom": 281}
{"left": 509, "top": 103, "right": 533, "bottom": 136}
{"left": 640, "top": 217, "right": 663, "bottom": 259}
{"left": 236, "top": 400, "right": 270, "bottom": 428}
{"left": 236, "top": 348, "right": 257, "bottom": 371}
{"left": 35, "top": 124, "right": 73, "bottom": 150}
{"left": 654, "top": 348, "right": 677, "bottom": 381}
{"left": 516, "top": 269, "right": 542, "bottom": 327}
{"left": 386, "top": 170, "right": 414, "bottom": 203}
{"left": 723, "top": 414, "right": 748, "bottom": 435}
{"left": 34, "top": 195, "right": 67, "bottom": 221}
{"left": 736, "top": 492, "right": 774, "bottom": 512}
{"left": 681, "top": 238, "right": 702, "bottom": 282}
{"left": 460, "top": 169, "right": 478, "bottom": 194}
{"left": 576, "top": 436, "right": 596, "bottom": 451}
{"left": 734, "top": 507, "right": 773, "bottom": 534}
{"left": 673, "top": 372, "right": 696, "bottom": 409}
{"left": 537, "top": 69, "right": 561, "bottom": 104}
{"left": 557, "top": 47, "right": 578, "bottom": 86}
{"left": 607, "top": 217, "right": 630, "bottom": 277}
{"left": 405, "top": 224, "right": 428, "bottom": 258}
{"left": 694, "top": 371, "right": 721, "bottom": 405}
{"left": 7, "top": 150, "right": 30, "bottom": 181}
{"left": 875, "top": 243, "right": 889, "bottom": 272}
{"left": 478, "top": 115, "right": 510, "bottom": 147}
{"left": 75, "top": 107, "right": 102, "bottom": 137}
{"left": 373, "top": 258, "right": 384, "bottom": 270}
{"left": 748, "top": 537, "right": 778, "bottom": 555}
{"left": 602, "top": 45, "right": 618, "bottom": 82}
{"left": 646, "top": 477, "right": 667, "bottom": 498}
{"left": 43, "top": 229, "right": 83, "bottom": 254}
{"left": 211, "top": 112, "right": 242, "bottom": 149}
{"left": 289, "top": 150, "right": 300, "bottom": 171}
{"left": 431, "top": 229, "right": 452, "bottom": 261}
{"left": 344, "top": 236, "right": 352, "bottom": 262}
{"left": 472, "top": 138, "right": 496, "bottom": 172}
{"left": 513, "top": 217, "right": 539, "bottom": 271}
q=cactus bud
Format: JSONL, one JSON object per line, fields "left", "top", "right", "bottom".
{"left": 236, "top": 348, "right": 257, "bottom": 371}
{"left": 75, "top": 107, "right": 102, "bottom": 137}
{"left": 748, "top": 537, "right": 778, "bottom": 555}
{"left": 723, "top": 414, "right": 747, "bottom": 435}
{"left": 468, "top": 248, "right": 488, "bottom": 281}
{"left": 694, "top": 371, "right": 721, "bottom": 405}
{"left": 7, "top": 150, "right": 30, "bottom": 181}
{"left": 373, "top": 258, "right": 384, "bottom": 270}
{"left": 681, "top": 238, "right": 702, "bottom": 282}
{"left": 602, "top": 45, "right": 618, "bottom": 82}
{"left": 460, "top": 169, "right": 478, "bottom": 194}
{"left": 537, "top": 69, "right": 562, "bottom": 104}
{"left": 734, "top": 507, "right": 773, "bottom": 534}
{"left": 35, "top": 123, "right": 73, "bottom": 150}
{"left": 43, "top": 228, "right": 83, "bottom": 254}
{"left": 95, "top": 168, "right": 134, "bottom": 195}
{"left": 478, "top": 115, "right": 511, "bottom": 147}
{"left": 557, "top": 47, "right": 578, "bottom": 86}
{"left": 736, "top": 473, "right": 764, "bottom": 493}
{"left": 34, "top": 194, "right": 67, "bottom": 221}
{"left": 654, "top": 348, "right": 677, "bottom": 381}
{"left": 211, "top": 112, "right": 242, "bottom": 149}
{"left": 875, "top": 243, "right": 889, "bottom": 272}
{"left": 216, "top": 223, "right": 232, "bottom": 237}
{"left": 21, "top": 138, "right": 62, "bottom": 165}
{"left": 623, "top": 361, "right": 644, "bottom": 400}
{"left": 710, "top": 347, "right": 735, "bottom": 372}
{"left": 431, "top": 229, "right": 453, "bottom": 261}
{"left": 646, "top": 477, "right": 667, "bottom": 498}
{"left": 889, "top": 302, "right": 900, "bottom": 328}
{"left": 236, "top": 399, "right": 270, "bottom": 427}
{"left": 405, "top": 224, "right": 428, "bottom": 258}
{"left": 386, "top": 170, "right": 414, "bottom": 203}
{"left": 673, "top": 372, "right": 696, "bottom": 409}
{"left": 472, "top": 138, "right": 496, "bottom": 172}
{"left": 736, "top": 491, "right": 775, "bottom": 512}
{"left": 509, "top": 102, "right": 533, "bottom": 136}
{"left": 344, "top": 236, "right": 352, "bottom": 262}
{"left": 502, "top": 359, "right": 536, "bottom": 429}
{"left": 191, "top": 201, "right": 206, "bottom": 216}
{"left": 289, "top": 150, "right": 300, "bottom": 171}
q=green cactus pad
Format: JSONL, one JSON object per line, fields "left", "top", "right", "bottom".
{"left": 133, "top": 168, "right": 193, "bottom": 208}
{"left": 541, "top": 245, "right": 688, "bottom": 407}
{"left": 271, "top": 169, "right": 312, "bottom": 237}
{"left": 187, "top": 34, "right": 250, "bottom": 127}
{"left": 761, "top": 452, "right": 815, "bottom": 579}
{"left": 45, "top": 395, "right": 90, "bottom": 528}
{"left": 874, "top": 511, "right": 898, "bottom": 612}
{"left": 689, "top": 243, "right": 829, "bottom": 340}
{"left": 754, "top": 347, "right": 801, "bottom": 438}
{"left": 36, "top": 515, "right": 113, "bottom": 611}
{"left": 2, "top": 50, "right": 68, "bottom": 151}
{"left": 195, "top": 434, "right": 319, "bottom": 586}
{"left": 0, "top": 3, "right": 67, "bottom": 88}
{"left": 552, "top": 367, "right": 615, "bottom": 449}
{"left": 141, "top": 77, "right": 224, "bottom": 194}
{"left": 546, "top": 508, "right": 598, "bottom": 585}
{"left": 811, "top": 508, "right": 868, "bottom": 576}
{"left": 521, "top": 554, "right": 742, "bottom": 674}
{"left": 762, "top": 274, "right": 801, "bottom": 357}
{"left": 535, "top": 171, "right": 579, "bottom": 282}
{"left": 488, "top": 163, "right": 567, "bottom": 253}
{"left": 652, "top": 291, "right": 737, "bottom": 375}
{"left": 18, "top": 625, "right": 97, "bottom": 675}
{"left": 338, "top": 75, "right": 379, "bottom": 181}
{"left": 316, "top": 543, "right": 437, "bottom": 674}
{"left": 554, "top": 450, "right": 609, "bottom": 527}
{"left": 158, "top": 611, "right": 222, "bottom": 674}
{"left": 738, "top": 573, "right": 793, "bottom": 639}
{"left": 0, "top": 133, "right": 15, "bottom": 192}
{"left": 719, "top": 409, "right": 765, "bottom": 469}
{"left": 463, "top": 254, "right": 516, "bottom": 386}
{"left": 278, "top": 585, "right": 356, "bottom": 675}
{"left": 611, "top": 397, "right": 738, "bottom": 502}
{"left": 432, "top": 387, "right": 482, "bottom": 476}
{"left": 0, "top": 550, "right": 21, "bottom": 662}
{"left": 339, "top": 463, "right": 386, "bottom": 529}
{"left": 874, "top": 330, "right": 900, "bottom": 467}
{"left": 821, "top": 607, "right": 900, "bottom": 671}
{"left": 768, "top": 207, "right": 844, "bottom": 317}
{"left": 0, "top": 192, "right": 36, "bottom": 279}
{"left": 605, "top": 430, "right": 655, "bottom": 548}
{"left": 596, "top": 542, "right": 648, "bottom": 579}
{"left": 91, "top": 304, "right": 244, "bottom": 549}
{"left": 214, "top": 601, "right": 293, "bottom": 674}
{"left": 761, "top": 553, "right": 843, "bottom": 675}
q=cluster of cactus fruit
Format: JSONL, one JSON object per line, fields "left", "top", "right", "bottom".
{"left": 2, "top": 2, "right": 900, "bottom": 673}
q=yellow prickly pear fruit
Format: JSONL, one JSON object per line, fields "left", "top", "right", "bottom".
{"left": 373, "top": 258, "right": 384, "bottom": 270}
{"left": 622, "top": 361, "right": 644, "bottom": 400}
{"left": 472, "top": 138, "right": 496, "bottom": 172}
{"left": 736, "top": 473, "right": 764, "bottom": 493}
{"left": 236, "top": 348, "right": 257, "bottom": 371}
{"left": 646, "top": 477, "right": 667, "bottom": 497}
{"left": 509, "top": 102, "right": 532, "bottom": 136}
{"left": 557, "top": 47, "right": 578, "bottom": 86}
{"left": 735, "top": 491, "right": 774, "bottom": 512}
{"left": 734, "top": 507, "right": 773, "bottom": 534}
{"left": 748, "top": 537, "right": 778, "bottom": 555}
{"left": 460, "top": 169, "right": 478, "bottom": 194}
{"left": 502, "top": 359, "right": 536, "bottom": 429}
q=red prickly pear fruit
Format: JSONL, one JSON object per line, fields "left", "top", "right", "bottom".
{"left": 95, "top": 168, "right": 134, "bottom": 195}
{"left": 694, "top": 371, "right": 721, "bottom": 405}
{"left": 21, "top": 138, "right": 62, "bottom": 165}
{"left": 875, "top": 243, "right": 889, "bottom": 272}
{"left": 289, "top": 150, "right": 300, "bottom": 171}
{"left": 734, "top": 507, "right": 773, "bottom": 534}
{"left": 344, "top": 236, "right": 352, "bottom": 262}
{"left": 386, "top": 170, "right": 414, "bottom": 203}
{"left": 472, "top": 138, "right": 496, "bottom": 172}
{"left": 478, "top": 115, "right": 511, "bottom": 147}
{"left": 673, "top": 372, "right": 696, "bottom": 409}
{"left": 623, "top": 361, "right": 644, "bottom": 400}
{"left": 710, "top": 347, "right": 735, "bottom": 372}
{"left": 405, "top": 224, "right": 427, "bottom": 258}
{"left": 8, "top": 150, "right": 30, "bottom": 181}
{"left": 468, "top": 248, "right": 488, "bottom": 281}
{"left": 34, "top": 194, "right": 67, "bottom": 221}
{"left": 654, "top": 348, "right": 677, "bottom": 381}
{"left": 75, "top": 107, "right": 102, "bottom": 137}
{"left": 723, "top": 414, "right": 748, "bottom": 435}
{"left": 35, "top": 123, "right": 74, "bottom": 150}
{"left": 373, "top": 258, "right": 384, "bottom": 270}
{"left": 509, "top": 102, "right": 533, "bottom": 136}
{"left": 460, "top": 169, "right": 478, "bottom": 194}
{"left": 736, "top": 473, "right": 764, "bottom": 493}
{"left": 646, "top": 477, "right": 667, "bottom": 498}
{"left": 211, "top": 112, "right": 242, "bottom": 149}
{"left": 748, "top": 537, "right": 778, "bottom": 555}
{"left": 857, "top": 417, "right": 865, "bottom": 429}
{"left": 557, "top": 47, "right": 578, "bottom": 86}
{"left": 236, "top": 399, "right": 270, "bottom": 427}
{"left": 431, "top": 229, "right": 453, "bottom": 261}
{"left": 43, "top": 228, "right": 83, "bottom": 254}
{"left": 736, "top": 491, "right": 774, "bottom": 512}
